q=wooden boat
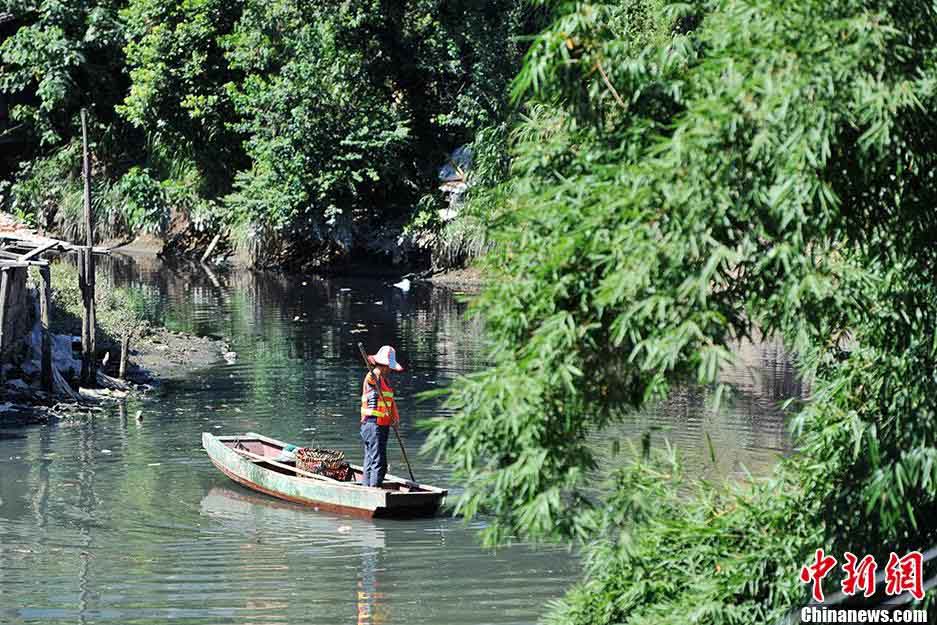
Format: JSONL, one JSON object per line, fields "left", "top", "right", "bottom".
{"left": 201, "top": 432, "right": 447, "bottom": 518}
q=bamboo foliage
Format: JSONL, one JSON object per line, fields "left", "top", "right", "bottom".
{"left": 426, "top": 0, "right": 937, "bottom": 620}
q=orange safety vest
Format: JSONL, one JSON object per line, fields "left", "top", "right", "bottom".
{"left": 360, "top": 372, "right": 398, "bottom": 426}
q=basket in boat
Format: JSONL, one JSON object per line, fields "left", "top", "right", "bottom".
{"left": 296, "top": 447, "right": 352, "bottom": 481}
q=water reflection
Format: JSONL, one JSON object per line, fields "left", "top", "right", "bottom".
{"left": 357, "top": 550, "right": 387, "bottom": 625}
{"left": 199, "top": 487, "right": 386, "bottom": 550}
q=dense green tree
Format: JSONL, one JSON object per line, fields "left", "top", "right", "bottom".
{"left": 0, "top": 0, "right": 157, "bottom": 238}
{"left": 426, "top": 0, "right": 937, "bottom": 621}
{"left": 0, "top": 0, "right": 126, "bottom": 146}
{"left": 1, "top": 0, "right": 533, "bottom": 262}
{"left": 120, "top": 0, "right": 246, "bottom": 193}
{"left": 223, "top": 0, "right": 531, "bottom": 265}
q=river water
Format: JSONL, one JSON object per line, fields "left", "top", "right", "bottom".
{"left": 0, "top": 257, "right": 802, "bottom": 624}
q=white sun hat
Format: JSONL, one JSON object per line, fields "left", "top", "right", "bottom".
{"left": 369, "top": 345, "right": 404, "bottom": 371}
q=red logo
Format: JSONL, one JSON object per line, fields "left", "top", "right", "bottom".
{"left": 799, "top": 549, "right": 925, "bottom": 602}
{"left": 800, "top": 549, "right": 837, "bottom": 602}
{"left": 884, "top": 551, "right": 924, "bottom": 601}
{"left": 841, "top": 552, "right": 877, "bottom": 598}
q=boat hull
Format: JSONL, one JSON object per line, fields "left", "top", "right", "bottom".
{"left": 202, "top": 432, "right": 446, "bottom": 519}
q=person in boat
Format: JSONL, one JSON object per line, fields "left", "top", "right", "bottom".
{"left": 359, "top": 345, "right": 403, "bottom": 487}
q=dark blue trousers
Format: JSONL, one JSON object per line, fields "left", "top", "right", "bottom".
{"left": 360, "top": 419, "right": 389, "bottom": 487}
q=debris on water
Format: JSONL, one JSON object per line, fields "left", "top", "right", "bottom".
{"left": 337, "top": 525, "right": 352, "bottom": 534}
{"left": 293, "top": 315, "right": 301, "bottom": 321}
{"left": 339, "top": 288, "right": 351, "bottom": 292}
{"left": 350, "top": 329, "right": 367, "bottom": 334}
{"left": 302, "top": 281, "right": 308, "bottom": 286}
{"left": 234, "top": 407, "right": 242, "bottom": 413}
{"left": 147, "top": 462, "right": 161, "bottom": 467}
{"left": 135, "top": 410, "right": 143, "bottom": 422}
{"left": 213, "top": 424, "right": 222, "bottom": 429}
{"left": 374, "top": 301, "right": 383, "bottom": 305}
{"left": 101, "top": 449, "right": 112, "bottom": 454}
{"left": 393, "top": 278, "right": 411, "bottom": 292}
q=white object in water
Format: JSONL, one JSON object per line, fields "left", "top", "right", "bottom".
{"left": 393, "top": 278, "right": 411, "bottom": 292}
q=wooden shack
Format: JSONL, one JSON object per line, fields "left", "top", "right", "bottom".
{"left": 0, "top": 214, "right": 106, "bottom": 392}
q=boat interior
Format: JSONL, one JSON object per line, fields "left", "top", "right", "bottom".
{"left": 221, "top": 435, "right": 430, "bottom": 493}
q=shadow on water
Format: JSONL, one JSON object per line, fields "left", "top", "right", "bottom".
{"left": 0, "top": 255, "right": 803, "bottom": 624}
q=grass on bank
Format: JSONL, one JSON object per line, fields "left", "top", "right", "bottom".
{"left": 30, "top": 262, "right": 158, "bottom": 374}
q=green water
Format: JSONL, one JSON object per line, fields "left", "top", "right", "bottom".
{"left": 0, "top": 257, "right": 800, "bottom": 624}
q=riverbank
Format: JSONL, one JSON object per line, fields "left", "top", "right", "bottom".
{"left": 0, "top": 257, "right": 227, "bottom": 425}
{"left": 1, "top": 325, "right": 227, "bottom": 425}
{"left": 130, "top": 327, "right": 230, "bottom": 383}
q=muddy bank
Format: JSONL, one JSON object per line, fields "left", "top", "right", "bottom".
{"left": 130, "top": 328, "right": 230, "bottom": 383}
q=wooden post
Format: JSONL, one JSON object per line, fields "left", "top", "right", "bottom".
{"left": 82, "top": 109, "right": 92, "bottom": 250}
{"left": 0, "top": 267, "right": 8, "bottom": 385}
{"left": 79, "top": 109, "right": 96, "bottom": 386}
{"left": 39, "top": 265, "right": 52, "bottom": 392}
{"left": 119, "top": 333, "right": 129, "bottom": 380}
{"left": 78, "top": 250, "right": 87, "bottom": 380}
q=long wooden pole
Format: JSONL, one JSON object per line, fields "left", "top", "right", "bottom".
{"left": 80, "top": 109, "right": 96, "bottom": 385}
{"left": 357, "top": 342, "right": 416, "bottom": 483}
